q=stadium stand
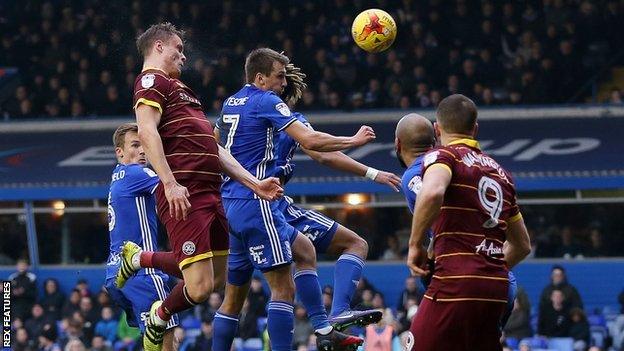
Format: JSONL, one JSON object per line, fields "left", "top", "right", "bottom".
{"left": 1, "top": 0, "right": 624, "bottom": 120}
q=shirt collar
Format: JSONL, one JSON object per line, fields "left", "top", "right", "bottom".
{"left": 141, "top": 67, "right": 169, "bottom": 76}
{"left": 448, "top": 138, "right": 480, "bottom": 149}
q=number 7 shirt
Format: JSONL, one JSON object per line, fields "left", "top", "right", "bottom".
{"left": 420, "top": 138, "right": 522, "bottom": 303}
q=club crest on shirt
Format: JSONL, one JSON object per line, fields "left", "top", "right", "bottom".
{"left": 423, "top": 151, "right": 439, "bottom": 168}
{"left": 182, "top": 241, "right": 196, "bottom": 256}
{"left": 275, "top": 102, "right": 291, "bottom": 116}
{"left": 141, "top": 74, "right": 155, "bottom": 88}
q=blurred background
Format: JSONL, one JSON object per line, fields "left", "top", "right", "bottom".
{"left": 1, "top": 1, "right": 624, "bottom": 351}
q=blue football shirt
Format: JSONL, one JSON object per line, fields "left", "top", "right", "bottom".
{"left": 107, "top": 163, "right": 160, "bottom": 277}
{"left": 216, "top": 84, "right": 297, "bottom": 199}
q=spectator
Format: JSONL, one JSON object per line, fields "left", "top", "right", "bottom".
{"left": 381, "top": 235, "right": 402, "bottom": 261}
{"left": 75, "top": 279, "right": 91, "bottom": 297}
{"left": 13, "top": 327, "right": 34, "bottom": 351}
{"left": 114, "top": 312, "right": 140, "bottom": 351}
{"left": 248, "top": 277, "right": 269, "bottom": 317}
{"left": 293, "top": 305, "right": 313, "bottom": 347}
{"left": 40, "top": 279, "right": 65, "bottom": 321}
{"left": 94, "top": 307, "right": 118, "bottom": 345}
{"left": 568, "top": 307, "right": 590, "bottom": 351}
{"left": 554, "top": 226, "right": 583, "bottom": 258}
{"left": 38, "top": 323, "right": 61, "bottom": 351}
{"left": 585, "top": 227, "right": 611, "bottom": 257}
{"left": 363, "top": 309, "right": 396, "bottom": 351}
{"left": 238, "top": 299, "right": 259, "bottom": 340}
{"left": 78, "top": 297, "right": 99, "bottom": 329}
{"left": 9, "top": 258, "right": 37, "bottom": 320}
{"left": 396, "top": 277, "right": 422, "bottom": 313}
{"left": 25, "top": 304, "right": 50, "bottom": 341}
{"left": 608, "top": 88, "right": 623, "bottom": 104}
{"left": 189, "top": 319, "right": 213, "bottom": 351}
{"left": 64, "top": 339, "right": 87, "bottom": 351}
{"left": 88, "top": 336, "right": 111, "bottom": 351}
{"left": 538, "top": 289, "right": 570, "bottom": 337}
{"left": 504, "top": 287, "right": 533, "bottom": 339}
{"left": 200, "top": 292, "right": 222, "bottom": 322}
{"left": 60, "top": 316, "right": 89, "bottom": 349}
{"left": 539, "top": 265, "right": 584, "bottom": 312}
{"left": 62, "top": 289, "right": 81, "bottom": 319}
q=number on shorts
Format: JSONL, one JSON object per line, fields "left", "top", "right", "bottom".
{"left": 222, "top": 114, "right": 240, "bottom": 152}
{"left": 478, "top": 176, "right": 503, "bottom": 228}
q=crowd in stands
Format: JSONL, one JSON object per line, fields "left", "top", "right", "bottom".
{"left": 2, "top": 0, "right": 624, "bottom": 120}
{"left": 8, "top": 258, "right": 624, "bottom": 351}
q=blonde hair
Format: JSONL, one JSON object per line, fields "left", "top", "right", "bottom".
{"left": 113, "top": 123, "right": 138, "bottom": 148}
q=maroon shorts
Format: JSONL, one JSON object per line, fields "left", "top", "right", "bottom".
{"left": 156, "top": 183, "right": 229, "bottom": 270}
{"left": 409, "top": 297, "right": 505, "bottom": 351}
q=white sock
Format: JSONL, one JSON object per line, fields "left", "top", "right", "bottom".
{"left": 316, "top": 326, "right": 333, "bottom": 335}
{"left": 131, "top": 252, "right": 141, "bottom": 270}
{"left": 152, "top": 307, "right": 168, "bottom": 327}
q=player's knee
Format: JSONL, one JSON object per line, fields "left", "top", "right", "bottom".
{"left": 186, "top": 281, "right": 213, "bottom": 303}
{"left": 349, "top": 235, "right": 369, "bottom": 259}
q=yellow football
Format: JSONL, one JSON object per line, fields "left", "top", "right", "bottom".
{"left": 351, "top": 9, "right": 397, "bottom": 53}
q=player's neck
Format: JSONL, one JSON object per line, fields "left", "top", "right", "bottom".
{"left": 141, "top": 60, "right": 169, "bottom": 76}
{"left": 441, "top": 133, "right": 474, "bottom": 146}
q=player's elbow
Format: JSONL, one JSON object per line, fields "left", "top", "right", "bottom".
{"left": 519, "top": 240, "right": 532, "bottom": 258}
{"left": 300, "top": 136, "right": 322, "bottom": 151}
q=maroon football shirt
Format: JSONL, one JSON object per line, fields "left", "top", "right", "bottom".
{"left": 133, "top": 68, "right": 222, "bottom": 193}
{"left": 421, "top": 138, "right": 522, "bottom": 303}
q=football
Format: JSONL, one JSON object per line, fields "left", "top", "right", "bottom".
{"left": 351, "top": 9, "right": 397, "bottom": 53}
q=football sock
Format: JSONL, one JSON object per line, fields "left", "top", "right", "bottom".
{"left": 331, "top": 253, "right": 365, "bottom": 316}
{"left": 140, "top": 251, "right": 183, "bottom": 279}
{"left": 294, "top": 269, "right": 330, "bottom": 330}
{"left": 212, "top": 312, "right": 239, "bottom": 351}
{"left": 158, "top": 282, "right": 196, "bottom": 321}
{"left": 267, "top": 301, "right": 294, "bottom": 351}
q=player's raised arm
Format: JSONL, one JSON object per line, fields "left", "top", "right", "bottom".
{"left": 503, "top": 215, "right": 531, "bottom": 269}
{"left": 136, "top": 104, "right": 190, "bottom": 220}
{"left": 302, "top": 148, "right": 401, "bottom": 192}
{"left": 216, "top": 145, "right": 283, "bottom": 201}
{"left": 284, "top": 121, "right": 375, "bottom": 152}
{"left": 407, "top": 163, "right": 451, "bottom": 276}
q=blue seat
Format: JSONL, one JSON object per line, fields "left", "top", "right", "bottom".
{"left": 547, "top": 337, "right": 574, "bottom": 351}
{"left": 505, "top": 337, "right": 519, "bottom": 349}
{"left": 588, "top": 313, "right": 606, "bottom": 327}
{"left": 590, "top": 325, "right": 607, "bottom": 348}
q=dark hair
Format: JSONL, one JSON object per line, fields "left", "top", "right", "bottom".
{"left": 436, "top": 94, "right": 478, "bottom": 134}
{"left": 244, "top": 48, "right": 289, "bottom": 83}
{"left": 113, "top": 123, "right": 138, "bottom": 149}
{"left": 136, "top": 22, "right": 185, "bottom": 58}
{"left": 552, "top": 265, "right": 565, "bottom": 272}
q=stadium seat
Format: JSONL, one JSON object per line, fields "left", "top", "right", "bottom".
{"left": 588, "top": 313, "right": 606, "bottom": 327}
{"left": 547, "top": 337, "right": 574, "bottom": 351}
{"left": 505, "top": 337, "right": 519, "bottom": 349}
{"left": 590, "top": 325, "right": 608, "bottom": 348}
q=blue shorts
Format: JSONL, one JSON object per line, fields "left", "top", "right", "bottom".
{"left": 279, "top": 196, "right": 338, "bottom": 253}
{"left": 105, "top": 263, "right": 178, "bottom": 332}
{"left": 224, "top": 198, "right": 297, "bottom": 282}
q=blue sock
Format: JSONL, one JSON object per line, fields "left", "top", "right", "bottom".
{"left": 212, "top": 312, "right": 239, "bottom": 351}
{"left": 294, "top": 269, "right": 330, "bottom": 330}
{"left": 331, "top": 253, "right": 365, "bottom": 316}
{"left": 267, "top": 301, "right": 294, "bottom": 351}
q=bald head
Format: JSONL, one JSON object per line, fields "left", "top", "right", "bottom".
{"left": 395, "top": 113, "right": 435, "bottom": 149}
{"left": 436, "top": 94, "right": 477, "bottom": 135}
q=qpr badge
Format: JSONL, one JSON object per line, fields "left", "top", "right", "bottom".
{"left": 182, "top": 241, "right": 196, "bottom": 256}
{"left": 275, "top": 102, "right": 291, "bottom": 116}
{"left": 141, "top": 74, "right": 155, "bottom": 88}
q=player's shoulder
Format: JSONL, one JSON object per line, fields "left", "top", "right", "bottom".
{"left": 122, "top": 164, "right": 157, "bottom": 179}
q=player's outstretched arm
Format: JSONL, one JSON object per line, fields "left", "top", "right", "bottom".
{"left": 302, "top": 148, "right": 401, "bottom": 192}
{"left": 217, "top": 145, "right": 283, "bottom": 201}
{"left": 407, "top": 164, "right": 451, "bottom": 276}
{"left": 503, "top": 216, "right": 531, "bottom": 269}
{"left": 285, "top": 121, "right": 375, "bottom": 152}
{"left": 136, "top": 104, "right": 190, "bottom": 220}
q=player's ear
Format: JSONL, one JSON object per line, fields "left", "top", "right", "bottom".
{"left": 433, "top": 122, "right": 441, "bottom": 138}
{"left": 154, "top": 40, "right": 164, "bottom": 54}
{"left": 115, "top": 147, "right": 124, "bottom": 161}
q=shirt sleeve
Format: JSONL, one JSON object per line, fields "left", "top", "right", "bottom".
{"left": 133, "top": 73, "right": 169, "bottom": 114}
{"left": 258, "top": 93, "right": 298, "bottom": 131}
{"left": 421, "top": 147, "right": 455, "bottom": 177}
{"left": 125, "top": 165, "right": 160, "bottom": 195}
